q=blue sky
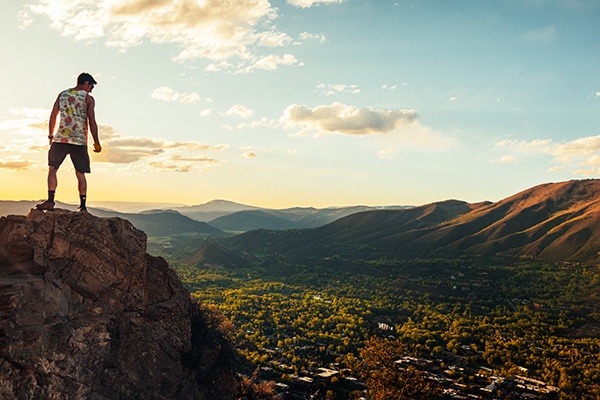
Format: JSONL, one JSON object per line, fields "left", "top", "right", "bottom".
{"left": 1, "top": 0, "right": 599, "bottom": 208}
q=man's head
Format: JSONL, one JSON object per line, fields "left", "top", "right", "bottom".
{"left": 77, "top": 72, "right": 97, "bottom": 85}
{"left": 77, "top": 72, "right": 97, "bottom": 93}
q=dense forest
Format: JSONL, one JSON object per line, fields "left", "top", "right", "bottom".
{"left": 149, "top": 235, "right": 600, "bottom": 399}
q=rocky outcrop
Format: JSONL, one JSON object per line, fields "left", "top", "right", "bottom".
{"left": 0, "top": 209, "right": 236, "bottom": 400}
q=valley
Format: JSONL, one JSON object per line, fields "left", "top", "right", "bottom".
{"left": 156, "top": 245, "right": 600, "bottom": 399}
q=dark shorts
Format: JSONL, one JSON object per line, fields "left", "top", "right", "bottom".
{"left": 48, "top": 143, "right": 91, "bottom": 173}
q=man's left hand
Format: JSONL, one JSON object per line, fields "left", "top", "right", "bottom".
{"left": 93, "top": 143, "right": 102, "bottom": 153}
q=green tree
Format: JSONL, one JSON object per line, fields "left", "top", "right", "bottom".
{"left": 348, "top": 336, "right": 442, "bottom": 400}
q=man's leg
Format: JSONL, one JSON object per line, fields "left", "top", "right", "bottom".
{"left": 75, "top": 170, "right": 87, "bottom": 195}
{"left": 36, "top": 166, "right": 58, "bottom": 209}
{"left": 76, "top": 170, "right": 87, "bottom": 211}
{"left": 48, "top": 166, "right": 58, "bottom": 191}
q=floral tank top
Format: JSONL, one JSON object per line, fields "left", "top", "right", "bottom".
{"left": 54, "top": 89, "right": 89, "bottom": 146}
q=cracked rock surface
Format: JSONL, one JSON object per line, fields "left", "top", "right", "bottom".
{"left": 0, "top": 209, "right": 236, "bottom": 400}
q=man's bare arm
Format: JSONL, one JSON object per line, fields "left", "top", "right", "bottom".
{"left": 48, "top": 96, "right": 60, "bottom": 145}
{"left": 86, "top": 95, "right": 101, "bottom": 153}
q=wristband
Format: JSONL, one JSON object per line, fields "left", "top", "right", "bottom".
{"left": 48, "top": 135, "right": 54, "bottom": 139}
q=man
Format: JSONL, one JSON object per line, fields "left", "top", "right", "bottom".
{"left": 36, "top": 72, "right": 102, "bottom": 212}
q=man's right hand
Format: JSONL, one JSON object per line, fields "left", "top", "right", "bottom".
{"left": 93, "top": 143, "right": 102, "bottom": 153}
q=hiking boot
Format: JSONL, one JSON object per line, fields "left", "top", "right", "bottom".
{"left": 36, "top": 200, "right": 55, "bottom": 210}
{"left": 78, "top": 205, "right": 88, "bottom": 213}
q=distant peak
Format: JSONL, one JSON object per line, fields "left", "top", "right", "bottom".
{"left": 179, "top": 199, "right": 261, "bottom": 212}
{"left": 206, "top": 199, "right": 244, "bottom": 205}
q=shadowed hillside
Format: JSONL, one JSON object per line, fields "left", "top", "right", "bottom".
{"left": 224, "top": 199, "right": 486, "bottom": 260}
{"left": 224, "top": 179, "right": 600, "bottom": 263}
{"left": 91, "top": 209, "right": 224, "bottom": 237}
{"left": 182, "top": 242, "right": 248, "bottom": 269}
{"left": 209, "top": 210, "right": 299, "bottom": 231}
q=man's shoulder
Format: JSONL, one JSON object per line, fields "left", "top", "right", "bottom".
{"left": 58, "top": 89, "right": 77, "bottom": 97}
{"left": 60, "top": 88, "right": 87, "bottom": 95}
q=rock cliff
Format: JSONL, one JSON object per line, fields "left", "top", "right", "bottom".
{"left": 0, "top": 209, "right": 236, "bottom": 400}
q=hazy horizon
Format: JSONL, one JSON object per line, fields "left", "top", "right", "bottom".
{"left": 2, "top": 1, "right": 599, "bottom": 209}
{"left": 2, "top": 197, "right": 413, "bottom": 212}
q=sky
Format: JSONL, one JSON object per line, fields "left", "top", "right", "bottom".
{"left": 1, "top": 0, "right": 600, "bottom": 209}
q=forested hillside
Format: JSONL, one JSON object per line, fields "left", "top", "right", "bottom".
{"left": 224, "top": 179, "right": 600, "bottom": 264}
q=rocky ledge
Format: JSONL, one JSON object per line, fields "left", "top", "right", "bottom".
{"left": 0, "top": 209, "right": 236, "bottom": 400}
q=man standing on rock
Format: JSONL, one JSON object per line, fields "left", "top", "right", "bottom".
{"left": 37, "top": 72, "right": 102, "bottom": 212}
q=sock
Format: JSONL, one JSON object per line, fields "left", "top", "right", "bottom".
{"left": 48, "top": 190, "right": 55, "bottom": 202}
{"left": 80, "top": 195, "right": 87, "bottom": 208}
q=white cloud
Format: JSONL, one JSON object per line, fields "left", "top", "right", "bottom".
{"left": 495, "top": 138, "right": 552, "bottom": 149}
{"left": 143, "top": 153, "right": 220, "bottom": 173}
{"left": 243, "top": 54, "right": 299, "bottom": 72}
{"left": 200, "top": 109, "right": 213, "bottom": 117}
{"left": 500, "top": 156, "right": 514, "bottom": 163}
{"left": 518, "top": 139, "right": 552, "bottom": 148}
{"left": 205, "top": 61, "right": 234, "bottom": 72}
{"left": 0, "top": 108, "right": 52, "bottom": 154}
{"left": 449, "top": 96, "right": 459, "bottom": 101}
{"left": 171, "top": 154, "right": 219, "bottom": 163}
{"left": 378, "top": 148, "right": 398, "bottom": 159}
{"left": 382, "top": 83, "right": 405, "bottom": 90}
{"left": 256, "top": 31, "right": 293, "bottom": 47}
{"left": 298, "top": 32, "right": 326, "bottom": 43}
{"left": 553, "top": 154, "right": 572, "bottom": 163}
{"left": 225, "top": 105, "right": 254, "bottom": 119}
{"left": 146, "top": 161, "right": 195, "bottom": 173}
{"left": 583, "top": 154, "right": 600, "bottom": 166}
{"left": 573, "top": 167, "right": 600, "bottom": 177}
{"left": 241, "top": 151, "right": 257, "bottom": 158}
{"left": 93, "top": 130, "right": 227, "bottom": 167}
{"left": 280, "top": 102, "right": 418, "bottom": 136}
{"left": 317, "top": 83, "right": 360, "bottom": 96}
{"left": 280, "top": 102, "right": 455, "bottom": 148}
{"left": 495, "top": 139, "right": 516, "bottom": 147}
{"left": 25, "top": 0, "right": 300, "bottom": 72}
{"left": 167, "top": 141, "right": 227, "bottom": 151}
{"left": 0, "top": 108, "right": 48, "bottom": 134}
{"left": 18, "top": 10, "right": 33, "bottom": 29}
{"left": 551, "top": 135, "right": 600, "bottom": 157}
{"left": 0, "top": 156, "right": 35, "bottom": 171}
{"left": 491, "top": 155, "right": 516, "bottom": 163}
{"left": 495, "top": 133, "right": 600, "bottom": 176}
{"left": 237, "top": 118, "right": 276, "bottom": 129}
{"left": 287, "top": 0, "right": 345, "bottom": 8}
{"left": 151, "top": 87, "right": 200, "bottom": 103}
{"left": 286, "top": 149, "right": 300, "bottom": 155}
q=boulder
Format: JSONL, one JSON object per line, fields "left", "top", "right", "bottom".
{"left": 0, "top": 209, "right": 236, "bottom": 400}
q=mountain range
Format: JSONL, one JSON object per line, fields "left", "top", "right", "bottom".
{"left": 0, "top": 199, "right": 408, "bottom": 235}
{"left": 171, "top": 201, "right": 405, "bottom": 230}
{"left": 222, "top": 179, "right": 600, "bottom": 264}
